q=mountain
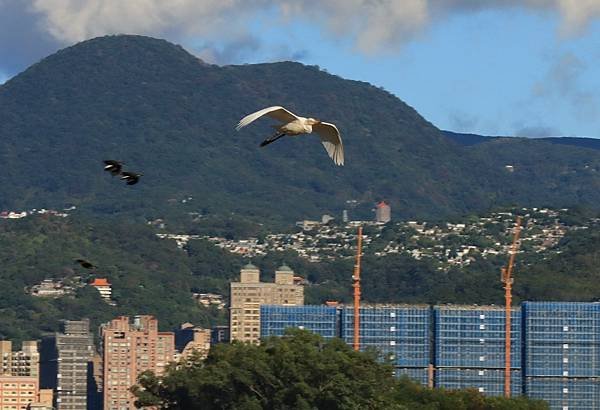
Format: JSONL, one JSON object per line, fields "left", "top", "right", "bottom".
{"left": 444, "top": 130, "right": 600, "bottom": 150}
{"left": 1, "top": 35, "right": 600, "bottom": 225}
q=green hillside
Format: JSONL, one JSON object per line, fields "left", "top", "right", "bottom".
{"left": 0, "top": 215, "right": 226, "bottom": 342}
{"left": 1, "top": 209, "right": 600, "bottom": 342}
{"left": 1, "top": 35, "right": 600, "bottom": 225}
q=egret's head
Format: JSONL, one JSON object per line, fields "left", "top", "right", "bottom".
{"left": 307, "top": 118, "right": 321, "bottom": 125}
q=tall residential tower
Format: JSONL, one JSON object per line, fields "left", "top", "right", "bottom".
{"left": 101, "top": 316, "right": 174, "bottom": 410}
{"left": 230, "top": 264, "right": 304, "bottom": 344}
{"left": 55, "top": 319, "right": 94, "bottom": 410}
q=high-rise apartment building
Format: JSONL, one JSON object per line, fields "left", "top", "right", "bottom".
{"left": 0, "top": 341, "right": 39, "bottom": 378}
{"left": 375, "top": 201, "right": 391, "bottom": 223}
{"left": 101, "top": 316, "right": 174, "bottom": 410}
{"left": 55, "top": 319, "right": 94, "bottom": 410}
{"left": 230, "top": 264, "right": 304, "bottom": 344}
{"left": 0, "top": 375, "right": 39, "bottom": 410}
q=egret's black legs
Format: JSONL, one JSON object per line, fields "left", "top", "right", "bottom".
{"left": 260, "top": 133, "right": 285, "bottom": 147}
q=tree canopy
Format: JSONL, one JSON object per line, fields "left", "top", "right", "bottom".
{"left": 132, "top": 330, "right": 547, "bottom": 410}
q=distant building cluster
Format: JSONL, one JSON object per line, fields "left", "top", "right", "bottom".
{"left": 156, "top": 208, "right": 581, "bottom": 268}
{"left": 0, "top": 208, "right": 72, "bottom": 220}
{"left": 375, "top": 208, "right": 583, "bottom": 270}
{"left": 191, "top": 293, "right": 226, "bottom": 310}
{"left": 28, "top": 278, "right": 115, "bottom": 305}
{"left": 0, "top": 315, "right": 226, "bottom": 410}
{"left": 29, "top": 279, "right": 75, "bottom": 298}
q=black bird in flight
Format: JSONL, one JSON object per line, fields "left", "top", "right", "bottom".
{"left": 103, "top": 160, "right": 123, "bottom": 176}
{"left": 75, "top": 259, "right": 96, "bottom": 269}
{"left": 121, "top": 171, "right": 142, "bottom": 185}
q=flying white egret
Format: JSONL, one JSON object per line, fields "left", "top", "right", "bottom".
{"left": 236, "top": 106, "right": 344, "bottom": 166}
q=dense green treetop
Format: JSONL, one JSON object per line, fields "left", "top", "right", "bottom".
{"left": 132, "top": 329, "right": 547, "bottom": 409}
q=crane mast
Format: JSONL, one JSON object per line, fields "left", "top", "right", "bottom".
{"left": 353, "top": 226, "right": 363, "bottom": 351}
{"left": 501, "top": 216, "right": 522, "bottom": 398}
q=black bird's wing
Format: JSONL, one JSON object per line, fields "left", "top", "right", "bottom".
{"left": 121, "top": 172, "right": 141, "bottom": 185}
{"left": 104, "top": 160, "right": 122, "bottom": 175}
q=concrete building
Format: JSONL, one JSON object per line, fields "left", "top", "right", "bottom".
{"left": 55, "top": 320, "right": 94, "bottom": 410}
{"left": 375, "top": 201, "right": 391, "bottom": 223}
{"left": 101, "top": 316, "right": 174, "bottom": 410}
{"left": 0, "top": 376, "right": 52, "bottom": 410}
{"left": 230, "top": 264, "right": 304, "bottom": 344}
{"left": 28, "top": 389, "right": 54, "bottom": 410}
{"left": 0, "top": 341, "right": 39, "bottom": 378}
{"left": 175, "top": 324, "right": 211, "bottom": 362}
{"left": 0, "top": 375, "right": 37, "bottom": 410}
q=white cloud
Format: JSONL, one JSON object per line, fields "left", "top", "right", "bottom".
{"left": 30, "top": 0, "right": 260, "bottom": 43}
{"left": 2, "top": 0, "right": 600, "bottom": 69}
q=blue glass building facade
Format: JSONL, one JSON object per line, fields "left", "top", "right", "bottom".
{"left": 435, "top": 368, "right": 522, "bottom": 397}
{"left": 341, "top": 305, "right": 431, "bottom": 368}
{"left": 433, "top": 305, "right": 522, "bottom": 397}
{"left": 524, "top": 378, "right": 600, "bottom": 410}
{"left": 260, "top": 305, "right": 338, "bottom": 339}
{"left": 522, "top": 302, "right": 600, "bottom": 409}
{"left": 433, "top": 306, "right": 521, "bottom": 369}
{"left": 258, "top": 301, "right": 600, "bottom": 408}
{"left": 395, "top": 367, "right": 430, "bottom": 385}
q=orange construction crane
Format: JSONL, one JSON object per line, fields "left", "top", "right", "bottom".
{"left": 501, "top": 216, "right": 522, "bottom": 398}
{"left": 353, "top": 226, "right": 363, "bottom": 351}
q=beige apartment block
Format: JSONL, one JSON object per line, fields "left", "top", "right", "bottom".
{"left": 0, "top": 375, "right": 39, "bottom": 410}
{"left": 0, "top": 341, "right": 39, "bottom": 378}
{"left": 230, "top": 264, "right": 304, "bottom": 344}
{"left": 101, "top": 315, "right": 174, "bottom": 410}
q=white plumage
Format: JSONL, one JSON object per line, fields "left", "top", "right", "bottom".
{"left": 236, "top": 106, "right": 344, "bottom": 166}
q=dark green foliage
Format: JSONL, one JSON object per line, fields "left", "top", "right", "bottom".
{"left": 0, "top": 35, "right": 600, "bottom": 225}
{"left": 0, "top": 215, "right": 221, "bottom": 342}
{"left": 516, "top": 226, "right": 600, "bottom": 302}
{"left": 132, "top": 330, "right": 547, "bottom": 409}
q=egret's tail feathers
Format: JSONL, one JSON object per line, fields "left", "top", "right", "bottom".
{"left": 260, "top": 133, "right": 285, "bottom": 147}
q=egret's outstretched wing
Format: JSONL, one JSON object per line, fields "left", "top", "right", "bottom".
{"left": 236, "top": 106, "right": 299, "bottom": 130}
{"left": 313, "top": 122, "right": 344, "bottom": 166}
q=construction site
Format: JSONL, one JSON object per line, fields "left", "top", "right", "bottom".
{"left": 251, "top": 219, "right": 600, "bottom": 410}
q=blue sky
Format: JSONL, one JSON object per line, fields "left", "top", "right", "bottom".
{"left": 245, "top": 8, "right": 600, "bottom": 137}
{"left": 1, "top": 1, "right": 600, "bottom": 137}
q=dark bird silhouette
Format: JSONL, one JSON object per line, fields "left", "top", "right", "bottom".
{"left": 121, "top": 171, "right": 142, "bottom": 185}
{"left": 75, "top": 259, "right": 96, "bottom": 269}
{"left": 103, "top": 160, "right": 123, "bottom": 176}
